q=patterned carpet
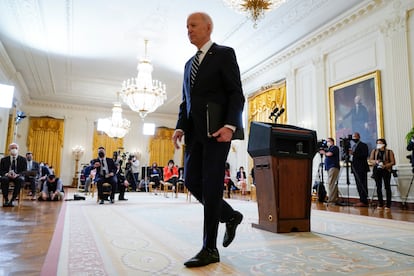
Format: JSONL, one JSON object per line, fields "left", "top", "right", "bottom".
{"left": 42, "top": 192, "right": 414, "bottom": 275}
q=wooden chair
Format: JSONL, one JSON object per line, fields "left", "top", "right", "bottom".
{"left": 1, "top": 181, "right": 24, "bottom": 207}
{"left": 160, "top": 180, "right": 174, "bottom": 198}
{"left": 96, "top": 182, "right": 112, "bottom": 203}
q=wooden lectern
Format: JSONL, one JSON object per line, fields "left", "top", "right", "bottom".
{"left": 247, "top": 122, "right": 317, "bottom": 233}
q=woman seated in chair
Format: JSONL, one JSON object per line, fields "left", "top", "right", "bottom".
{"left": 236, "top": 166, "right": 247, "bottom": 195}
{"left": 163, "top": 160, "right": 179, "bottom": 194}
{"left": 149, "top": 162, "right": 161, "bottom": 195}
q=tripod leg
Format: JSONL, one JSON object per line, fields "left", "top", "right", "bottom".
{"left": 402, "top": 175, "right": 414, "bottom": 209}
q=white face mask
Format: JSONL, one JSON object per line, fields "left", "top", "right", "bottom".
{"left": 376, "top": 144, "right": 385, "bottom": 149}
{"left": 10, "top": 148, "right": 18, "bottom": 155}
{"left": 327, "top": 142, "right": 332, "bottom": 147}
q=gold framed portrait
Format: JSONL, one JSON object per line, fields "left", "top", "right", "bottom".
{"left": 329, "top": 70, "right": 383, "bottom": 152}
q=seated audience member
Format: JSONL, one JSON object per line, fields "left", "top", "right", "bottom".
{"left": 0, "top": 143, "right": 27, "bottom": 207}
{"left": 93, "top": 147, "right": 117, "bottom": 204}
{"left": 115, "top": 162, "right": 128, "bottom": 201}
{"left": 40, "top": 174, "right": 64, "bottom": 201}
{"left": 38, "top": 162, "right": 52, "bottom": 192}
{"left": 163, "top": 160, "right": 179, "bottom": 193}
{"left": 224, "top": 162, "right": 237, "bottom": 198}
{"left": 83, "top": 160, "right": 95, "bottom": 193}
{"left": 149, "top": 162, "right": 161, "bottom": 194}
{"left": 236, "top": 166, "right": 247, "bottom": 195}
{"left": 250, "top": 167, "right": 255, "bottom": 185}
{"left": 25, "top": 152, "right": 40, "bottom": 200}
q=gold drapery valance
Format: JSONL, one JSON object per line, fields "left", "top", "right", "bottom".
{"left": 92, "top": 126, "right": 124, "bottom": 160}
{"left": 149, "top": 127, "right": 175, "bottom": 167}
{"left": 27, "top": 117, "right": 65, "bottom": 176}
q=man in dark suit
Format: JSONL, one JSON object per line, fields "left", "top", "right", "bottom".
{"left": 407, "top": 135, "right": 414, "bottom": 173}
{"left": 172, "top": 12, "right": 245, "bottom": 268}
{"left": 25, "top": 152, "right": 40, "bottom": 199}
{"left": 93, "top": 146, "right": 117, "bottom": 204}
{"left": 349, "top": 132, "right": 370, "bottom": 206}
{"left": 0, "top": 143, "right": 27, "bottom": 207}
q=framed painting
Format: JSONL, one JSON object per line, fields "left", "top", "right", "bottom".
{"left": 329, "top": 70, "right": 383, "bottom": 153}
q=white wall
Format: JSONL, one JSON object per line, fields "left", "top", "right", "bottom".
{"left": 234, "top": 0, "right": 414, "bottom": 202}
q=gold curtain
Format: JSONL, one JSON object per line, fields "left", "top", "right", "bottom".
{"left": 5, "top": 113, "right": 14, "bottom": 153}
{"left": 149, "top": 127, "right": 175, "bottom": 167}
{"left": 92, "top": 128, "right": 124, "bottom": 159}
{"left": 27, "top": 117, "right": 64, "bottom": 176}
{"left": 247, "top": 80, "right": 287, "bottom": 128}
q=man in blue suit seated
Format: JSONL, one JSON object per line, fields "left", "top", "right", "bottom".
{"left": 93, "top": 147, "right": 117, "bottom": 204}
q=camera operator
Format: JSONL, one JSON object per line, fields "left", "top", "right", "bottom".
{"left": 407, "top": 136, "right": 414, "bottom": 173}
{"left": 369, "top": 138, "right": 395, "bottom": 210}
{"left": 319, "top": 138, "right": 341, "bottom": 205}
{"left": 349, "top": 132, "right": 370, "bottom": 207}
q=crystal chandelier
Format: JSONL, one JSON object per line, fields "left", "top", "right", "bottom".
{"left": 223, "top": 0, "right": 286, "bottom": 27}
{"left": 98, "top": 95, "right": 131, "bottom": 139}
{"left": 120, "top": 39, "right": 167, "bottom": 119}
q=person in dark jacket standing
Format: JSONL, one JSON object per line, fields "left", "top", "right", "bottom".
{"left": 172, "top": 12, "right": 245, "bottom": 268}
{"left": 349, "top": 132, "right": 370, "bottom": 207}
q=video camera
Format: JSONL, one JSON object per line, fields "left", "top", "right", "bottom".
{"left": 339, "top": 134, "right": 353, "bottom": 160}
{"left": 317, "top": 139, "right": 328, "bottom": 151}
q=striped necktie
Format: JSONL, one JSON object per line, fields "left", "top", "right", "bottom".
{"left": 190, "top": 50, "right": 202, "bottom": 87}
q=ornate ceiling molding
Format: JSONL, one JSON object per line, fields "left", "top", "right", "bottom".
{"left": 242, "top": 0, "right": 385, "bottom": 85}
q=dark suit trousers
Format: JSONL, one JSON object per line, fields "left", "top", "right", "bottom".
{"left": 184, "top": 138, "right": 236, "bottom": 250}
{"left": 352, "top": 167, "right": 368, "bottom": 204}
{"left": 96, "top": 175, "right": 117, "bottom": 200}
{"left": 1, "top": 176, "right": 24, "bottom": 200}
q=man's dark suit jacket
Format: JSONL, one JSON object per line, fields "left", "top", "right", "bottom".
{"left": 0, "top": 155, "right": 27, "bottom": 176}
{"left": 351, "top": 141, "right": 370, "bottom": 173}
{"left": 93, "top": 157, "right": 117, "bottom": 181}
{"left": 176, "top": 43, "right": 245, "bottom": 141}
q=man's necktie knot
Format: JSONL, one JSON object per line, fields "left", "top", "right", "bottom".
{"left": 190, "top": 50, "right": 202, "bottom": 88}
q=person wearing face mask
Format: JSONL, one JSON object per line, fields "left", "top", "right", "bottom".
{"left": 0, "top": 143, "right": 27, "bottom": 207}
{"left": 349, "top": 132, "right": 370, "bottom": 207}
{"left": 93, "top": 146, "right": 117, "bottom": 204}
{"left": 319, "top": 138, "right": 341, "bottom": 205}
{"left": 369, "top": 139, "right": 395, "bottom": 210}
{"left": 163, "top": 160, "right": 179, "bottom": 196}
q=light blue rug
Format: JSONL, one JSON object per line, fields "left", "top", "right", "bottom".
{"left": 48, "top": 192, "right": 414, "bottom": 275}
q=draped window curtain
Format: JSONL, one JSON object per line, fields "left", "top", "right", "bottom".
{"left": 247, "top": 81, "right": 287, "bottom": 129}
{"left": 92, "top": 127, "right": 124, "bottom": 159}
{"left": 149, "top": 127, "right": 175, "bottom": 167}
{"left": 27, "top": 117, "right": 65, "bottom": 176}
{"left": 5, "top": 114, "right": 14, "bottom": 153}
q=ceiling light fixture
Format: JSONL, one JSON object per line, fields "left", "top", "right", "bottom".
{"left": 98, "top": 93, "right": 131, "bottom": 139}
{"left": 120, "top": 39, "right": 167, "bottom": 119}
{"left": 223, "top": 0, "right": 286, "bottom": 27}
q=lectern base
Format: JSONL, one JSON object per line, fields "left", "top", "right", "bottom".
{"left": 252, "top": 219, "right": 310, "bottom": 233}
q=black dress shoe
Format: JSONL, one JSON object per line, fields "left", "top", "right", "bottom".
{"left": 99, "top": 200, "right": 104, "bottom": 205}
{"left": 223, "top": 211, "right": 243, "bottom": 247}
{"left": 110, "top": 199, "right": 114, "bottom": 204}
{"left": 184, "top": 248, "right": 220, "bottom": 267}
{"left": 4, "top": 201, "right": 14, "bottom": 207}
{"left": 118, "top": 198, "right": 128, "bottom": 201}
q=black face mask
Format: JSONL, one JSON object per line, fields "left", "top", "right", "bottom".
{"left": 98, "top": 152, "right": 105, "bottom": 158}
{"left": 352, "top": 139, "right": 360, "bottom": 143}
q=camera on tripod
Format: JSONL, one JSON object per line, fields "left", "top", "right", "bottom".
{"left": 317, "top": 139, "right": 328, "bottom": 151}
{"left": 339, "top": 134, "right": 353, "bottom": 161}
